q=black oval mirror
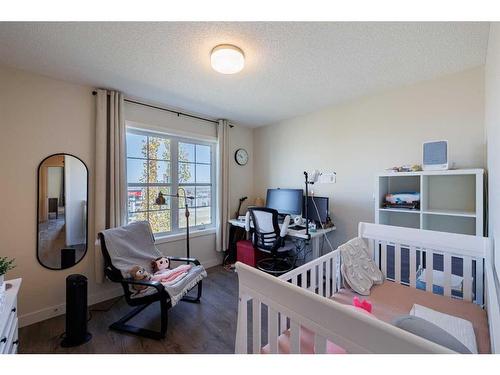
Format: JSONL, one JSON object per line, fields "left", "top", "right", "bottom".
{"left": 37, "top": 154, "right": 88, "bottom": 270}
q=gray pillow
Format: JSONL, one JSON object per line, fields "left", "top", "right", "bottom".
{"left": 392, "top": 315, "right": 472, "bottom": 354}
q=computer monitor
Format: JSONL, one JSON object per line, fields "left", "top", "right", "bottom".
{"left": 266, "top": 188, "right": 303, "bottom": 216}
{"left": 304, "top": 196, "right": 329, "bottom": 224}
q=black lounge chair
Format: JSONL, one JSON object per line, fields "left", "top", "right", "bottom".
{"left": 98, "top": 221, "right": 204, "bottom": 340}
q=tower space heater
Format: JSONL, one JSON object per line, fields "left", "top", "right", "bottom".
{"left": 61, "top": 274, "right": 92, "bottom": 347}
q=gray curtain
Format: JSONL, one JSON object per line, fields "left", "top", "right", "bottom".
{"left": 216, "top": 119, "right": 231, "bottom": 253}
{"left": 94, "top": 89, "right": 127, "bottom": 283}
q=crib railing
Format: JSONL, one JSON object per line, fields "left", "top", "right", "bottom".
{"left": 235, "top": 261, "right": 451, "bottom": 353}
{"left": 278, "top": 249, "right": 341, "bottom": 298}
{"left": 359, "top": 222, "right": 489, "bottom": 305}
{"left": 235, "top": 223, "right": 490, "bottom": 354}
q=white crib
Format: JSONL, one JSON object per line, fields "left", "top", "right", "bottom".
{"left": 235, "top": 223, "right": 500, "bottom": 354}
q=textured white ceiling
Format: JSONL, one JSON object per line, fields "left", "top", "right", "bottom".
{"left": 0, "top": 22, "right": 490, "bottom": 126}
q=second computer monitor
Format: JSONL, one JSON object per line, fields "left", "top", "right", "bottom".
{"left": 266, "top": 188, "right": 303, "bottom": 216}
{"left": 304, "top": 196, "right": 329, "bottom": 224}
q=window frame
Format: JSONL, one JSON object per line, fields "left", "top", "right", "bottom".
{"left": 126, "top": 127, "right": 217, "bottom": 237}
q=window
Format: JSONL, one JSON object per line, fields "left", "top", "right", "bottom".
{"left": 126, "top": 129, "right": 216, "bottom": 236}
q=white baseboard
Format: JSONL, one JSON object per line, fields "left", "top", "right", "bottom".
{"left": 19, "top": 286, "right": 123, "bottom": 328}
{"left": 18, "top": 256, "right": 222, "bottom": 328}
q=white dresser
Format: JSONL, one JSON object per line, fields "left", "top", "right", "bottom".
{"left": 0, "top": 278, "right": 21, "bottom": 354}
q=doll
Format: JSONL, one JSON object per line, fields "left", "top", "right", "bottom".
{"left": 151, "top": 256, "right": 170, "bottom": 275}
{"left": 151, "top": 256, "right": 192, "bottom": 284}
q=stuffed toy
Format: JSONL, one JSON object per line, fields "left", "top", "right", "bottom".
{"left": 151, "top": 256, "right": 170, "bottom": 275}
{"left": 128, "top": 265, "right": 152, "bottom": 293}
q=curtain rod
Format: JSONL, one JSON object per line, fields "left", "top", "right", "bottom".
{"left": 92, "top": 90, "right": 233, "bottom": 127}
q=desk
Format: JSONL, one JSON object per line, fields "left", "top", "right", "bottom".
{"left": 228, "top": 219, "right": 336, "bottom": 260}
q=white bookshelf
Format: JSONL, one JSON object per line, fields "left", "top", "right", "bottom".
{"left": 375, "top": 169, "right": 484, "bottom": 236}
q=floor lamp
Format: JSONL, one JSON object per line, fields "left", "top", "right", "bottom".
{"left": 303, "top": 171, "right": 314, "bottom": 240}
{"left": 155, "top": 187, "right": 195, "bottom": 260}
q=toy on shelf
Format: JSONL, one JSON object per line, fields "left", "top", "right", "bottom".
{"left": 386, "top": 164, "right": 422, "bottom": 173}
{"left": 383, "top": 192, "right": 420, "bottom": 210}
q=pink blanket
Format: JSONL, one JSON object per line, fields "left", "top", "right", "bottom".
{"left": 152, "top": 264, "right": 192, "bottom": 283}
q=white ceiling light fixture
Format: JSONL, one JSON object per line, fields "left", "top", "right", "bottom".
{"left": 210, "top": 44, "right": 245, "bottom": 74}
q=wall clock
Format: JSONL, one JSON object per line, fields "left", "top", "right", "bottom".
{"left": 234, "top": 148, "right": 249, "bottom": 166}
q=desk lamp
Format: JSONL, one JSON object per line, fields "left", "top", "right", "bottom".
{"left": 155, "top": 187, "right": 195, "bottom": 260}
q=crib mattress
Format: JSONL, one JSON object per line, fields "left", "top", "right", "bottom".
{"left": 262, "top": 281, "right": 489, "bottom": 354}
{"left": 332, "top": 281, "right": 490, "bottom": 353}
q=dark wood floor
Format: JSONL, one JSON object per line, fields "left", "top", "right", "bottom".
{"left": 19, "top": 266, "right": 239, "bottom": 354}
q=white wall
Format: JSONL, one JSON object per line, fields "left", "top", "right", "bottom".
{"left": 485, "top": 23, "right": 500, "bottom": 280}
{"left": 125, "top": 100, "right": 217, "bottom": 140}
{"left": 64, "top": 155, "right": 87, "bottom": 246}
{"left": 253, "top": 67, "right": 486, "bottom": 250}
{"left": 229, "top": 125, "right": 255, "bottom": 216}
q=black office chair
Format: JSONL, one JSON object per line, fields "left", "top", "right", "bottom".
{"left": 245, "top": 207, "right": 295, "bottom": 275}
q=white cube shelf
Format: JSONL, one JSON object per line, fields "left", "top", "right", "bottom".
{"left": 375, "top": 169, "right": 484, "bottom": 236}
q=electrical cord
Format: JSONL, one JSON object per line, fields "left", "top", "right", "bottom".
{"left": 311, "top": 196, "right": 336, "bottom": 254}
{"left": 311, "top": 197, "right": 343, "bottom": 290}
{"left": 292, "top": 237, "right": 310, "bottom": 264}
{"left": 223, "top": 226, "right": 247, "bottom": 268}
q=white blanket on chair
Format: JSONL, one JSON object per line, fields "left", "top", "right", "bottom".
{"left": 101, "top": 221, "right": 207, "bottom": 306}
{"left": 103, "top": 221, "right": 162, "bottom": 276}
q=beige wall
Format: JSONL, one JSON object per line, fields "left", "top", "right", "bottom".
{"left": 0, "top": 64, "right": 120, "bottom": 326}
{"left": 253, "top": 67, "right": 486, "bottom": 249}
{"left": 0, "top": 64, "right": 254, "bottom": 326}
{"left": 485, "top": 23, "right": 500, "bottom": 280}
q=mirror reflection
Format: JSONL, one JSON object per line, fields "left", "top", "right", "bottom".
{"left": 37, "top": 154, "right": 88, "bottom": 270}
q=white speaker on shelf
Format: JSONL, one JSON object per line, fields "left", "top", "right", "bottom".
{"left": 423, "top": 140, "right": 449, "bottom": 171}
